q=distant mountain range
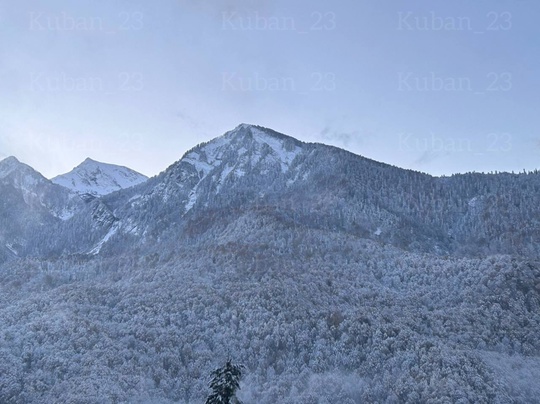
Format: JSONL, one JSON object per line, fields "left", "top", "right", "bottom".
{"left": 1, "top": 123, "right": 539, "bottom": 263}
{"left": 1, "top": 124, "right": 539, "bottom": 402}
{"left": 0, "top": 155, "right": 146, "bottom": 261}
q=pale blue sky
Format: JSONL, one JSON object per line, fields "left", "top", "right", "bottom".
{"left": 0, "top": 0, "right": 538, "bottom": 177}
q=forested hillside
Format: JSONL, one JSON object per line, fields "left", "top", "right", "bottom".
{"left": 1, "top": 125, "right": 539, "bottom": 402}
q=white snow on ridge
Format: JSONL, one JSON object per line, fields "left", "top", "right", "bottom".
{"left": 178, "top": 124, "right": 303, "bottom": 214}
{"left": 201, "top": 134, "right": 233, "bottom": 166}
{"left": 52, "top": 158, "right": 148, "bottom": 197}
{"left": 89, "top": 222, "right": 119, "bottom": 255}
{"left": 250, "top": 126, "right": 301, "bottom": 172}
{"left": 183, "top": 152, "right": 214, "bottom": 176}
{"left": 186, "top": 124, "right": 301, "bottom": 173}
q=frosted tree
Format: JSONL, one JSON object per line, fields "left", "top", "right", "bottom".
{"left": 205, "top": 360, "right": 244, "bottom": 404}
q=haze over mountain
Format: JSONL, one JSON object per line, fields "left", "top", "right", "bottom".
{"left": 1, "top": 125, "right": 539, "bottom": 402}
{"left": 0, "top": 156, "right": 84, "bottom": 261}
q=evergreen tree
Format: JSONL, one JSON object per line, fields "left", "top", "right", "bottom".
{"left": 205, "top": 360, "right": 244, "bottom": 404}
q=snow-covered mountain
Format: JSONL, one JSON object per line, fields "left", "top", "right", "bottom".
{"left": 51, "top": 158, "right": 148, "bottom": 197}
{"left": 96, "top": 124, "right": 540, "bottom": 258}
{"left": 0, "top": 156, "right": 47, "bottom": 189}
{"left": 2, "top": 125, "right": 540, "bottom": 402}
{"left": 0, "top": 156, "right": 23, "bottom": 178}
{"left": 0, "top": 156, "right": 82, "bottom": 222}
{"left": 4, "top": 124, "right": 540, "bottom": 259}
{"left": 0, "top": 156, "right": 84, "bottom": 262}
{"left": 0, "top": 156, "right": 130, "bottom": 263}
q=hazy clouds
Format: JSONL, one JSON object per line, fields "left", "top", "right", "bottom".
{"left": 1, "top": 0, "right": 539, "bottom": 177}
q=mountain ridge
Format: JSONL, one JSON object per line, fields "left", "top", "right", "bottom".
{"left": 93, "top": 124, "right": 540, "bottom": 258}
{"left": 1, "top": 124, "right": 540, "bottom": 402}
{"left": 51, "top": 157, "right": 148, "bottom": 197}
{"left": 2, "top": 124, "right": 540, "bottom": 260}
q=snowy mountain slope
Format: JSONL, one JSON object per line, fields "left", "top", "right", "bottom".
{"left": 0, "top": 156, "right": 121, "bottom": 261}
{"left": 0, "top": 156, "right": 24, "bottom": 178}
{"left": 100, "top": 124, "right": 314, "bottom": 247}
{"left": 2, "top": 126, "right": 540, "bottom": 402}
{"left": 3, "top": 124, "right": 540, "bottom": 260}
{"left": 51, "top": 158, "right": 148, "bottom": 197}
{"left": 0, "top": 156, "right": 83, "bottom": 261}
{"left": 0, "top": 156, "right": 85, "bottom": 220}
{"left": 164, "top": 123, "right": 302, "bottom": 210}
{"left": 100, "top": 124, "right": 540, "bottom": 258}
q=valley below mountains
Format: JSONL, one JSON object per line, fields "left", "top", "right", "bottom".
{"left": 1, "top": 124, "right": 539, "bottom": 403}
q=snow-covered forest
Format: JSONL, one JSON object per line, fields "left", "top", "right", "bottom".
{"left": 1, "top": 125, "right": 540, "bottom": 402}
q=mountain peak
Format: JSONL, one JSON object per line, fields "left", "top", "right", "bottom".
{"left": 165, "top": 124, "right": 306, "bottom": 213}
{"left": 0, "top": 156, "right": 34, "bottom": 179}
{"left": 227, "top": 123, "right": 295, "bottom": 141}
{"left": 222, "top": 123, "right": 262, "bottom": 140}
{"left": 0, "top": 156, "right": 20, "bottom": 164}
{"left": 231, "top": 122, "right": 275, "bottom": 133}
{"left": 183, "top": 124, "right": 303, "bottom": 175}
{"left": 52, "top": 159, "right": 148, "bottom": 197}
{"left": 234, "top": 123, "right": 254, "bottom": 131}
